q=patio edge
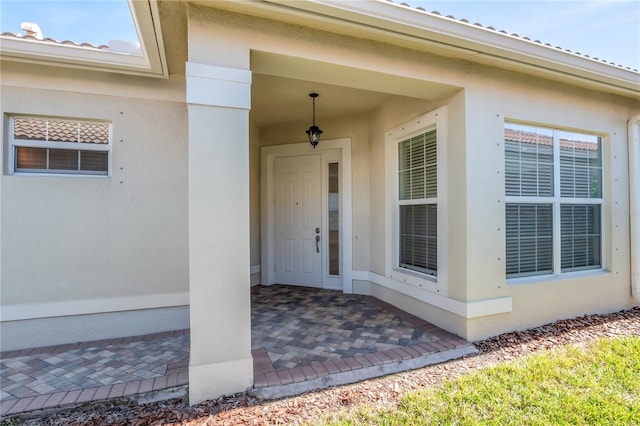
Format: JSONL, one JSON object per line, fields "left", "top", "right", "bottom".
{"left": 248, "top": 344, "right": 479, "bottom": 400}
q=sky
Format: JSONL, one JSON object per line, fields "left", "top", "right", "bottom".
{"left": 406, "top": 0, "right": 640, "bottom": 69}
{"left": 0, "top": 0, "right": 638, "bottom": 70}
{"left": 0, "top": 0, "right": 138, "bottom": 46}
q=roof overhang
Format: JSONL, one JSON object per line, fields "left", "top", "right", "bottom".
{"left": 0, "top": 0, "right": 168, "bottom": 78}
{"left": 200, "top": 0, "right": 639, "bottom": 99}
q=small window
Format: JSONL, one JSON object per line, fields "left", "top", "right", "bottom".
{"left": 504, "top": 122, "right": 603, "bottom": 279}
{"left": 9, "top": 115, "right": 111, "bottom": 176}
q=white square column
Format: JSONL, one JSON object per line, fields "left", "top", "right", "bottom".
{"left": 186, "top": 62, "right": 253, "bottom": 405}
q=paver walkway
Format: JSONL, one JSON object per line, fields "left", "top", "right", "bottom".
{"left": 1, "top": 285, "right": 476, "bottom": 417}
{"left": 1, "top": 331, "right": 190, "bottom": 416}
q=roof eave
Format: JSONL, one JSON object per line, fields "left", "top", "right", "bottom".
{"left": 0, "top": 0, "right": 168, "bottom": 78}
{"left": 263, "top": 0, "right": 639, "bottom": 99}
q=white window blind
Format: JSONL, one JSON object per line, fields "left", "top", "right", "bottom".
{"left": 505, "top": 123, "right": 603, "bottom": 279}
{"left": 399, "top": 131, "right": 437, "bottom": 199}
{"left": 505, "top": 126, "right": 554, "bottom": 197}
{"left": 561, "top": 204, "right": 601, "bottom": 272}
{"left": 398, "top": 130, "right": 437, "bottom": 275}
{"left": 505, "top": 204, "right": 553, "bottom": 276}
{"left": 559, "top": 131, "right": 602, "bottom": 199}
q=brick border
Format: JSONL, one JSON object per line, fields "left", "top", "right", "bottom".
{"left": 0, "top": 364, "right": 189, "bottom": 417}
{"left": 252, "top": 335, "right": 471, "bottom": 389}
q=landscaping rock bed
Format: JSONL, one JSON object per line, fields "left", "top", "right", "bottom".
{"left": 9, "top": 307, "right": 640, "bottom": 426}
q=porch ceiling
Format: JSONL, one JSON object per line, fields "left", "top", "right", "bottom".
{"left": 250, "top": 52, "right": 460, "bottom": 128}
{"left": 251, "top": 74, "right": 392, "bottom": 128}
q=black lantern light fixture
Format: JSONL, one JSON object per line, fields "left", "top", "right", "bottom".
{"left": 305, "top": 92, "right": 323, "bottom": 148}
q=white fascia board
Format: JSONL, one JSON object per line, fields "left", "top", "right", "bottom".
{"left": 263, "top": 0, "right": 639, "bottom": 97}
{"left": 0, "top": 0, "right": 167, "bottom": 78}
{"left": 0, "top": 37, "right": 154, "bottom": 73}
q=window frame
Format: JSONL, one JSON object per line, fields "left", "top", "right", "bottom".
{"left": 385, "top": 106, "right": 448, "bottom": 294}
{"left": 505, "top": 121, "right": 605, "bottom": 283}
{"left": 7, "top": 115, "right": 112, "bottom": 177}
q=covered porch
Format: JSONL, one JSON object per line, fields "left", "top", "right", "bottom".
{"left": 182, "top": 0, "right": 506, "bottom": 405}
{"left": 0, "top": 286, "right": 475, "bottom": 416}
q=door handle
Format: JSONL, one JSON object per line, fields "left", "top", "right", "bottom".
{"left": 315, "top": 235, "right": 320, "bottom": 253}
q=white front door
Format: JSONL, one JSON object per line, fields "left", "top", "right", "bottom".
{"left": 274, "top": 154, "right": 322, "bottom": 287}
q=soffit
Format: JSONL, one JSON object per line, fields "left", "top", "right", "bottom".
{"left": 157, "top": 0, "right": 188, "bottom": 76}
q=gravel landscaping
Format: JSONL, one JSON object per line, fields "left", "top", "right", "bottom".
{"left": 5, "top": 306, "right": 639, "bottom": 426}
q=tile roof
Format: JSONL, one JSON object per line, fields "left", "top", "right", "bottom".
{"left": 13, "top": 116, "right": 110, "bottom": 144}
{"left": 389, "top": 0, "right": 638, "bottom": 72}
{"left": 505, "top": 129, "right": 599, "bottom": 152}
{"left": 1, "top": 31, "right": 108, "bottom": 50}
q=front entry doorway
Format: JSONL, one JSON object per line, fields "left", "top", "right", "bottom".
{"left": 261, "top": 140, "right": 352, "bottom": 291}
{"left": 274, "top": 154, "right": 322, "bottom": 287}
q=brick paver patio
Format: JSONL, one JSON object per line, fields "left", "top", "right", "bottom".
{"left": 1, "top": 285, "right": 476, "bottom": 417}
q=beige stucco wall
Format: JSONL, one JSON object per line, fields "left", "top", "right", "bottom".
{"left": 1, "top": 85, "right": 188, "bottom": 304}
{"left": 368, "top": 65, "right": 638, "bottom": 341}
{"left": 460, "top": 66, "right": 638, "bottom": 340}
{"left": 0, "top": 63, "right": 189, "bottom": 349}
{"left": 368, "top": 67, "right": 637, "bottom": 340}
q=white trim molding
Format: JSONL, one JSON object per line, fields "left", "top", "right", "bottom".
{"left": 629, "top": 115, "right": 640, "bottom": 303}
{"left": 352, "top": 270, "right": 512, "bottom": 319}
{"left": 0, "top": 292, "right": 189, "bottom": 322}
{"left": 186, "top": 62, "right": 252, "bottom": 109}
{"left": 385, "top": 107, "right": 449, "bottom": 296}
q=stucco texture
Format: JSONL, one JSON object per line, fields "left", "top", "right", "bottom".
{"left": 1, "top": 86, "right": 189, "bottom": 305}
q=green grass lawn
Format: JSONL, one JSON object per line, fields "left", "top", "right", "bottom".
{"left": 321, "top": 336, "right": 640, "bottom": 426}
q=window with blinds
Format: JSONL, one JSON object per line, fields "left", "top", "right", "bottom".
{"left": 398, "top": 130, "right": 437, "bottom": 275}
{"left": 505, "top": 204, "right": 553, "bottom": 276}
{"left": 505, "top": 123, "right": 603, "bottom": 279}
{"left": 9, "top": 116, "right": 111, "bottom": 176}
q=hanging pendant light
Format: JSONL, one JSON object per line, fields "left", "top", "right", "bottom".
{"left": 305, "top": 92, "right": 323, "bottom": 148}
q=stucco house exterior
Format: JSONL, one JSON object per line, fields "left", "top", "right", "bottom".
{"left": 1, "top": 0, "right": 638, "bottom": 405}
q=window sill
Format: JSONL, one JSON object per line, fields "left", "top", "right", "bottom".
{"left": 507, "top": 268, "right": 609, "bottom": 286}
{"left": 8, "top": 172, "right": 110, "bottom": 179}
